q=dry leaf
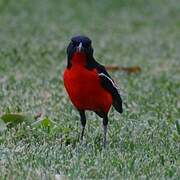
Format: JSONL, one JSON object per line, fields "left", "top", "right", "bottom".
{"left": 104, "top": 65, "right": 119, "bottom": 71}
{"left": 120, "top": 66, "right": 141, "bottom": 74}
{"left": 105, "top": 65, "right": 141, "bottom": 74}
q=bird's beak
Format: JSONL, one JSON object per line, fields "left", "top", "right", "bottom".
{"left": 77, "top": 42, "right": 83, "bottom": 52}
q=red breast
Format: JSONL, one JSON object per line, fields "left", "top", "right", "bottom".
{"left": 63, "top": 52, "right": 112, "bottom": 113}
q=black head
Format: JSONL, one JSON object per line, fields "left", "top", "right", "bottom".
{"left": 66, "top": 35, "right": 94, "bottom": 68}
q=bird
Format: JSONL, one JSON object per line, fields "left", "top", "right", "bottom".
{"left": 63, "top": 35, "right": 123, "bottom": 147}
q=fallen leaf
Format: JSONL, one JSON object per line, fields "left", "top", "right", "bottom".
{"left": 120, "top": 66, "right": 141, "bottom": 74}
{"left": 1, "top": 113, "right": 34, "bottom": 127}
{"left": 105, "top": 65, "right": 141, "bottom": 74}
{"left": 105, "top": 65, "right": 119, "bottom": 71}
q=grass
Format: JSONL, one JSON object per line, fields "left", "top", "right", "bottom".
{"left": 0, "top": 0, "right": 180, "bottom": 179}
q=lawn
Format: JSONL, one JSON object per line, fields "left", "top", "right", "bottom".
{"left": 0, "top": 0, "right": 180, "bottom": 179}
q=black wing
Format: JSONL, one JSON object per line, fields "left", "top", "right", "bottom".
{"left": 94, "top": 61, "right": 123, "bottom": 114}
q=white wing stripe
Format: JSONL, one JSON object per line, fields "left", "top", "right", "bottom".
{"left": 98, "top": 73, "right": 118, "bottom": 89}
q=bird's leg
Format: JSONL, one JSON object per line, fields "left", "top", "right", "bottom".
{"left": 79, "top": 110, "right": 86, "bottom": 141}
{"left": 103, "top": 115, "right": 108, "bottom": 148}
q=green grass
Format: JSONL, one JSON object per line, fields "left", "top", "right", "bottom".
{"left": 0, "top": 0, "right": 180, "bottom": 179}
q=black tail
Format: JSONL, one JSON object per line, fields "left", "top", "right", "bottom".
{"left": 112, "top": 94, "right": 123, "bottom": 113}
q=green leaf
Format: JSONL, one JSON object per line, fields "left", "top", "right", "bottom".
{"left": 31, "top": 117, "right": 57, "bottom": 133}
{"left": 1, "top": 113, "right": 34, "bottom": 127}
{"left": 31, "top": 117, "right": 56, "bottom": 128}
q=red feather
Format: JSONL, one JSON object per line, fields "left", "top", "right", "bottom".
{"left": 63, "top": 52, "right": 112, "bottom": 113}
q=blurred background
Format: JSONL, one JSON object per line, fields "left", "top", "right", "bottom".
{"left": 0, "top": 0, "right": 180, "bottom": 178}
{"left": 0, "top": 0, "right": 179, "bottom": 114}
